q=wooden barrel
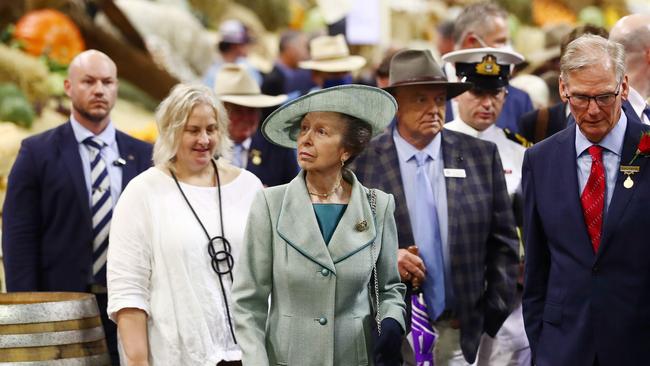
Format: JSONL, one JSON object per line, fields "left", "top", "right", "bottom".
{"left": 0, "top": 292, "right": 111, "bottom": 365}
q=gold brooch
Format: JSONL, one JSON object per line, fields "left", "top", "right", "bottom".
{"left": 355, "top": 220, "right": 368, "bottom": 232}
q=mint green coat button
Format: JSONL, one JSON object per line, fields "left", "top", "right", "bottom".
{"left": 318, "top": 317, "right": 327, "bottom": 325}
{"left": 320, "top": 268, "right": 329, "bottom": 276}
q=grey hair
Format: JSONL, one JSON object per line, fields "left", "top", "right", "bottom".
{"left": 153, "top": 83, "right": 232, "bottom": 170}
{"left": 560, "top": 34, "right": 626, "bottom": 85}
{"left": 452, "top": 2, "right": 508, "bottom": 45}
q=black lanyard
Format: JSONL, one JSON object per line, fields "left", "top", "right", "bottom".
{"left": 170, "top": 158, "right": 237, "bottom": 344}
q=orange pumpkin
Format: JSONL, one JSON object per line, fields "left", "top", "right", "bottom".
{"left": 14, "top": 9, "right": 85, "bottom": 65}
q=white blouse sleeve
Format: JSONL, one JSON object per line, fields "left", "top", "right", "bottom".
{"left": 107, "top": 176, "right": 153, "bottom": 322}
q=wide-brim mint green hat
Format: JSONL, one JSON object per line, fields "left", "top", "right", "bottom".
{"left": 262, "top": 85, "right": 397, "bottom": 149}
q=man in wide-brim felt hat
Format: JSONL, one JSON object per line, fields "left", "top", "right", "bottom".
{"left": 350, "top": 49, "right": 520, "bottom": 365}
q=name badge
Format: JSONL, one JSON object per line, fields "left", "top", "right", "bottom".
{"left": 444, "top": 168, "right": 467, "bottom": 178}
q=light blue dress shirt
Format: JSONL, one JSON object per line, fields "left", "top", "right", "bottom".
{"left": 393, "top": 128, "right": 455, "bottom": 308}
{"left": 70, "top": 117, "right": 122, "bottom": 207}
{"left": 575, "top": 112, "right": 627, "bottom": 216}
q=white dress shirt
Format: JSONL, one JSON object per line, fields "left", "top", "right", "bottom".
{"left": 445, "top": 119, "right": 525, "bottom": 197}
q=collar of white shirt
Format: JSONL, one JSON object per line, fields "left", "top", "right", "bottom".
{"left": 70, "top": 115, "right": 116, "bottom": 147}
{"left": 392, "top": 127, "right": 441, "bottom": 164}
{"left": 574, "top": 110, "right": 627, "bottom": 158}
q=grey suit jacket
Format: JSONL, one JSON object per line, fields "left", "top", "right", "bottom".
{"left": 231, "top": 170, "right": 406, "bottom": 366}
{"left": 350, "top": 129, "right": 519, "bottom": 363}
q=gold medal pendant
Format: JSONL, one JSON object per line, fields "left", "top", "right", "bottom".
{"left": 624, "top": 175, "right": 634, "bottom": 189}
{"left": 619, "top": 165, "right": 640, "bottom": 190}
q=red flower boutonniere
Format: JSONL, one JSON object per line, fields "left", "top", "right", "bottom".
{"left": 629, "top": 132, "right": 650, "bottom": 165}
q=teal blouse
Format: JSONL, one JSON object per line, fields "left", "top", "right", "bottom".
{"left": 313, "top": 204, "right": 347, "bottom": 245}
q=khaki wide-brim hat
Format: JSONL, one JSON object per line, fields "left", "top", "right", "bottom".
{"left": 384, "top": 49, "right": 472, "bottom": 99}
{"left": 215, "top": 63, "right": 287, "bottom": 108}
{"left": 298, "top": 34, "right": 367, "bottom": 73}
{"left": 262, "top": 85, "right": 396, "bottom": 149}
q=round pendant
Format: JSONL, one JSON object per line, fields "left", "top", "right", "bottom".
{"left": 624, "top": 176, "right": 634, "bottom": 189}
{"left": 251, "top": 155, "right": 262, "bottom": 165}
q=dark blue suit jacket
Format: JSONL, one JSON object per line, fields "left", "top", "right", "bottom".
{"left": 246, "top": 130, "right": 299, "bottom": 187}
{"left": 2, "top": 122, "right": 152, "bottom": 292}
{"left": 522, "top": 116, "right": 650, "bottom": 365}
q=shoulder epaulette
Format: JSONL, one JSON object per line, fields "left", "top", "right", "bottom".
{"left": 504, "top": 128, "right": 533, "bottom": 148}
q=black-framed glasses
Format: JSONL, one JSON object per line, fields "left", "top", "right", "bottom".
{"left": 565, "top": 82, "right": 621, "bottom": 109}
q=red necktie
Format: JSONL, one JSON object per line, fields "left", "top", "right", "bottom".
{"left": 581, "top": 145, "right": 605, "bottom": 253}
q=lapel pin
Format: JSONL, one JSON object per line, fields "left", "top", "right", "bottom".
{"left": 127, "top": 154, "right": 135, "bottom": 161}
{"left": 250, "top": 149, "right": 262, "bottom": 166}
{"left": 355, "top": 220, "right": 368, "bottom": 232}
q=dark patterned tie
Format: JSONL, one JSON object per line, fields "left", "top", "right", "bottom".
{"left": 83, "top": 137, "right": 112, "bottom": 285}
{"left": 580, "top": 145, "right": 604, "bottom": 253}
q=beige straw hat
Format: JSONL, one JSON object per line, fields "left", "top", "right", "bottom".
{"left": 214, "top": 64, "right": 287, "bottom": 108}
{"left": 298, "top": 35, "right": 366, "bottom": 73}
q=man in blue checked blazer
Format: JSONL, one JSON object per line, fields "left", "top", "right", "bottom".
{"left": 2, "top": 50, "right": 152, "bottom": 365}
{"left": 351, "top": 49, "right": 519, "bottom": 365}
{"left": 523, "top": 35, "right": 650, "bottom": 366}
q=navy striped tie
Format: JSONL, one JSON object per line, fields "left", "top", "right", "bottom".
{"left": 83, "top": 137, "right": 112, "bottom": 285}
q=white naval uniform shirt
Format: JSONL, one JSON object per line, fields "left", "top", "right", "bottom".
{"left": 445, "top": 119, "right": 525, "bottom": 197}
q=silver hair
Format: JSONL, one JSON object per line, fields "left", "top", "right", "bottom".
{"left": 452, "top": 2, "right": 508, "bottom": 45}
{"left": 153, "top": 83, "right": 232, "bottom": 170}
{"left": 560, "top": 34, "right": 626, "bottom": 85}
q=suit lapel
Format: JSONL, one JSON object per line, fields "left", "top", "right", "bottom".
{"left": 328, "top": 171, "right": 377, "bottom": 264}
{"left": 276, "top": 171, "right": 336, "bottom": 274}
{"left": 375, "top": 132, "right": 414, "bottom": 245}
{"left": 599, "top": 121, "right": 648, "bottom": 257}
{"left": 115, "top": 131, "right": 138, "bottom": 190}
{"left": 554, "top": 127, "right": 596, "bottom": 257}
{"left": 59, "top": 122, "right": 92, "bottom": 227}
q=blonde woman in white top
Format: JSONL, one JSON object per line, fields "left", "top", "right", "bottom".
{"left": 107, "top": 84, "right": 262, "bottom": 366}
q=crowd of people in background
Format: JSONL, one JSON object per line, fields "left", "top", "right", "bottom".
{"left": 2, "top": 1, "right": 650, "bottom": 365}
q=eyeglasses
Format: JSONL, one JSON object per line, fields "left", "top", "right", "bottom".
{"left": 469, "top": 87, "right": 508, "bottom": 101}
{"left": 564, "top": 82, "right": 621, "bottom": 109}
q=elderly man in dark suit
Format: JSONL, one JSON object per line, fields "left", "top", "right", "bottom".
{"left": 523, "top": 34, "right": 650, "bottom": 366}
{"left": 2, "top": 50, "right": 152, "bottom": 364}
{"left": 351, "top": 49, "right": 519, "bottom": 365}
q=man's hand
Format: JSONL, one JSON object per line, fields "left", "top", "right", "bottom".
{"left": 398, "top": 247, "right": 426, "bottom": 285}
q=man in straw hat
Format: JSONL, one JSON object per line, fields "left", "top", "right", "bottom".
{"left": 298, "top": 34, "right": 366, "bottom": 91}
{"left": 214, "top": 63, "right": 298, "bottom": 186}
{"left": 350, "top": 49, "right": 519, "bottom": 365}
{"left": 443, "top": 47, "right": 531, "bottom": 365}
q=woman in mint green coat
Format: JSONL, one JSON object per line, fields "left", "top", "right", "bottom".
{"left": 231, "top": 85, "right": 407, "bottom": 366}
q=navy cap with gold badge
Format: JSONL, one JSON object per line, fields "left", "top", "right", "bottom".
{"left": 441, "top": 47, "right": 525, "bottom": 90}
